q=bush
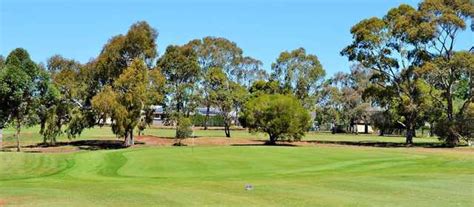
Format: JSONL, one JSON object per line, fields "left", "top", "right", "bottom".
{"left": 175, "top": 117, "right": 193, "bottom": 145}
{"left": 435, "top": 103, "right": 474, "bottom": 146}
{"left": 240, "top": 94, "right": 311, "bottom": 145}
{"left": 192, "top": 114, "right": 225, "bottom": 127}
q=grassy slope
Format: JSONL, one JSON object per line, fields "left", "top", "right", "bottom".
{"left": 0, "top": 146, "right": 473, "bottom": 207}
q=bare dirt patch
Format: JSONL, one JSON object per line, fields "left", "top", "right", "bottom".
{"left": 2, "top": 135, "right": 472, "bottom": 154}
{"left": 135, "top": 136, "right": 329, "bottom": 147}
{"left": 0, "top": 199, "right": 6, "bottom": 206}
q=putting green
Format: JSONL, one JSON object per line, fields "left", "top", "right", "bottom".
{"left": 0, "top": 146, "right": 472, "bottom": 206}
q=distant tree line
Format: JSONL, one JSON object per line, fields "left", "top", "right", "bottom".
{"left": 0, "top": 0, "right": 472, "bottom": 150}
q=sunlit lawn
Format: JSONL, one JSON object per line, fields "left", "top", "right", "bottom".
{"left": 1, "top": 126, "right": 472, "bottom": 206}
{"left": 0, "top": 144, "right": 472, "bottom": 206}
{"left": 1, "top": 126, "right": 440, "bottom": 147}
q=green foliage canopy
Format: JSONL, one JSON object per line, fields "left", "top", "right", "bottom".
{"left": 92, "top": 59, "right": 149, "bottom": 146}
{"left": 240, "top": 94, "right": 311, "bottom": 144}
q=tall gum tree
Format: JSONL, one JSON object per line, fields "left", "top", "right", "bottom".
{"left": 95, "top": 21, "right": 158, "bottom": 86}
{"left": 271, "top": 48, "right": 326, "bottom": 110}
{"left": 38, "top": 55, "right": 85, "bottom": 145}
{"left": 319, "top": 64, "right": 373, "bottom": 133}
{"left": 342, "top": 4, "right": 435, "bottom": 144}
{"left": 187, "top": 37, "right": 264, "bottom": 129}
{"left": 157, "top": 44, "right": 200, "bottom": 141}
{"left": 92, "top": 59, "right": 149, "bottom": 147}
{"left": 0, "top": 48, "right": 41, "bottom": 151}
{"left": 206, "top": 67, "right": 247, "bottom": 137}
{"left": 70, "top": 21, "right": 158, "bottom": 138}
{"left": 418, "top": 0, "right": 473, "bottom": 146}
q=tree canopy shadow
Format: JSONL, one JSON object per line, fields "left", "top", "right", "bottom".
{"left": 231, "top": 140, "right": 299, "bottom": 147}
{"left": 23, "top": 140, "right": 146, "bottom": 151}
{"left": 305, "top": 140, "right": 456, "bottom": 148}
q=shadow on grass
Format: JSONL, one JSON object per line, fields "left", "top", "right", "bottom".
{"left": 305, "top": 140, "right": 456, "bottom": 148}
{"left": 231, "top": 140, "right": 299, "bottom": 147}
{"left": 22, "top": 140, "right": 146, "bottom": 151}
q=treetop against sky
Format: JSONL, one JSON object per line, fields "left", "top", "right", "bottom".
{"left": 1, "top": 0, "right": 471, "bottom": 76}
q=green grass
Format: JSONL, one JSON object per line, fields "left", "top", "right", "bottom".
{"left": 1, "top": 126, "right": 470, "bottom": 206}
{"left": 1, "top": 126, "right": 117, "bottom": 144}
{"left": 2, "top": 126, "right": 439, "bottom": 146}
{"left": 304, "top": 132, "right": 440, "bottom": 143}
{"left": 0, "top": 146, "right": 472, "bottom": 206}
{"left": 144, "top": 127, "right": 268, "bottom": 139}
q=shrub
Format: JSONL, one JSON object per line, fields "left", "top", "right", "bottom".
{"left": 240, "top": 94, "right": 311, "bottom": 145}
{"left": 175, "top": 117, "right": 193, "bottom": 146}
{"left": 192, "top": 114, "right": 225, "bottom": 127}
{"left": 435, "top": 103, "right": 474, "bottom": 146}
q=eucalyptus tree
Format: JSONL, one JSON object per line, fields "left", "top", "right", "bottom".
{"left": 0, "top": 48, "right": 42, "bottom": 151}
{"left": 0, "top": 56, "right": 7, "bottom": 145}
{"left": 317, "top": 79, "right": 344, "bottom": 132}
{"left": 206, "top": 67, "right": 248, "bottom": 137}
{"left": 187, "top": 37, "right": 264, "bottom": 129}
{"left": 36, "top": 67, "right": 62, "bottom": 145}
{"left": 157, "top": 44, "right": 200, "bottom": 138}
{"left": 0, "top": 55, "right": 5, "bottom": 68}
{"left": 318, "top": 65, "right": 373, "bottom": 132}
{"left": 68, "top": 21, "right": 159, "bottom": 138}
{"left": 95, "top": 21, "right": 158, "bottom": 85}
{"left": 32, "top": 55, "right": 86, "bottom": 145}
{"left": 342, "top": 4, "right": 435, "bottom": 144}
{"left": 249, "top": 79, "right": 281, "bottom": 97}
{"left": 92, "top": 59, "right": 150, "bottom": 146}
{"left": 418, "top": 0, "right": 473, "bottom": 146}
{"left": 271, "top": 48, "right": 326, "bottom": 109}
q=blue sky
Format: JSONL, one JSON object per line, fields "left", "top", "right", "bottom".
{"left": 1, "top": 0, "right": 472, "bottom": 76}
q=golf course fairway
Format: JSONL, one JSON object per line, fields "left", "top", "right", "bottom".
{"left": 0, "top": 146, "right": 472, "bottom": 206}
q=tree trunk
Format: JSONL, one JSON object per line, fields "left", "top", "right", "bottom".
{"left": 405, "top": 124, "right": 414, "bottom": 145}
{"left": 445, "top": 91, "right": 459, "bottom": 146}
{"left": 331, "top": 122, "right": 336, "bottom": 134}
{"left": 40, "top": 118, "right": 47, "bottom": 144}
{"left": 124, "top": 132, "right": 129, "bottom": 147}
{"left": 234, "top": 105, "right": 240, "bottom": 127}
{"left": 124, "top": 129, "right": 134, "bottom": 147}
{"left": 0, "top": 128, "right": 3, "bottom": 150}
{"left": 268, "top": 134, "right": 277, "bottom": 145}
{"left": 204, "top": 105, "right": 210, "bottom": 130}
{"left": 50, "top": 136, "right": 56, "bottom": 146}
{"left": 51, "top": 117, "right": 61, "bottom": 146}
{"left": 174, "top": 130, "right": 178, "bottom": 145}
{"left": 130, "top": 130, "right": 134, "bottom": 146}
{"left": 447, "top": 92, "right": 454, "bottom": 122}
{"left": 429, "top": 122, "right": 434, "bottom": 137}
{"left": 445, "top": 131, "right": 459, "bottom": 147}
{"left": 16, "top": 121, "right": 21, "bottom": 152}
{"left": 224, "top": 121, "right": 231, "bottom": 138}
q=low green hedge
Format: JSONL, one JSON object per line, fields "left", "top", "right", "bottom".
{"left": 192, "top": 114, "right": 225, "bottom": 127}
